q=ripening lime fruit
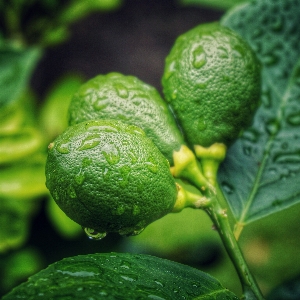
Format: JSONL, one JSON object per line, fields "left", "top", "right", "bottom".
{"left": 68, "top": 72, "right": 184, "bottom": 164}
{"left": 162, "top": 22, "right": 261, "bottom": 147}
{"left": 45, "top": 119, "right": 177, "bottom": 237}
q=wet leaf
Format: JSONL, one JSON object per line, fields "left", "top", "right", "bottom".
{"left": 3, "top": 252, "right": 239, "bottom": 299}
{"left": 219, "top": 0, "right": 300, "bottom": 234}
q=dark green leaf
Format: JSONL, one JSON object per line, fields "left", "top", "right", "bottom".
{"left": 219, "top": 0, "right": 300, "bottom": 231}
{"left": 3, "top": 252, "right": 238, "bottom": 299}
{"left": 0, "top": 47, "right": 41, "bottom": 109}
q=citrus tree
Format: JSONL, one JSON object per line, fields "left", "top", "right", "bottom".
{"left": 2, "top": 0, "right": 300, "bottom": 299}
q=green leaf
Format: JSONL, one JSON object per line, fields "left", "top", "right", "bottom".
{"left": 218, "top": 0, "right": 300, "bottom": 233}
{"left": 3, "top": 253, "right": 239, "bottom": 299}
{"left": 267, "top": 274, "right": 300, "bottom": 300}
{"left": 0, "top": 47, "right": 41, "bottom": 109}
{"left": 177, "top": 0, "right": 249, "bottom": 10}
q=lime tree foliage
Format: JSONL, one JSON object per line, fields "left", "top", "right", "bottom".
{"left": 219, "top": 0, "right": 300, "bottom": 237}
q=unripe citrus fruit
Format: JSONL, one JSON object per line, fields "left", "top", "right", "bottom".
{"left": 45, "top": 120, "right": 177, "bottom": 237}
{"left": 68, "top": 72, "right": 184, "bottom": 164}
{"left": 162, "top": 22, "right": 261, "bottom": 147}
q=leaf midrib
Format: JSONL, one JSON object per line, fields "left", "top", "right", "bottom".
{"left": 236, "top": 64, "right": 298, "bottom": 228}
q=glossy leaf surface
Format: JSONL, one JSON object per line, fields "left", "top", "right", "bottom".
{"left": 219, "top": 0, "right": 300, "bottom": 232}
{"left": 3, "top": 252, "right": 238, "bottom": 299}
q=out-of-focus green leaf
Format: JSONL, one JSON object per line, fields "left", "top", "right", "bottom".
{"left": 0, "top": 198, "right": 40, "bottom": 253}
{"left": 177, "top": 0, "right": 249, "bottom": 10}
{"left": 218, "top": 0, "right": 300, "bottom": 236}
{"left": 0, "top": 154, "right": 48, "bottom": 199}
{"left": 0, "top": 127, "right": 44, "bottom": 165}
{"left": 1, "top": 247, "right": 44, "bottom": 294}
{"left": 46, "top": 197, "right": 82, "bottom": 239}
{"left": 39, "top": 73, "right": 84, "bottom": 142}
{"left": 2, "top": 252, "right": 239, "bottom": 299}
{"left": 0, "top": 47, "right": 41, "bottom": 109}
{"left": 59, "top": 0, "right": 123, "bottom": 25}
{"left": 267, "top": 275, "right": 300, "bottom": 300}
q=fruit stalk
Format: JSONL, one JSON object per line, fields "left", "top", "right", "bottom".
{"left": 205, "top": 193, "right": 264, "bottom": 300}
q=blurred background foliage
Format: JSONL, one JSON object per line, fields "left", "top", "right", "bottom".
{"left": 1, "top": 0, "right": 300, "bottom": 299}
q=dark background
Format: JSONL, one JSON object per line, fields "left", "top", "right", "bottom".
{"left": 32, "top": 0, "right": 223, "bottom": 99}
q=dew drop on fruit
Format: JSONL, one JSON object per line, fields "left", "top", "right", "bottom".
{"left": 197, "top": 117, "right": 207, "bottom": 131}
{"left": 78, "top": 135, "right": 100, "bottom": 151}
{"left": 75, "top": 170, "right": 85, "bottom": 185}
{"left": 93, "top": 98, "right": 108, "bottom": 111}
{"left": 145, "top": 157, "right": 158, "bottom": 174}
{"left": 68, "top": 185, "right": 77, "bottom": 198}
{"left": 83, "top": 227, "right": 107, "bottom": 240}
{"left": 102, "top": 143, "right": 120, "bottom": 165}
{"left": 114, "top": 83, "right": 129, "bottom": 98}
{"left": 164, "top": 60, "right": 176, "bottom": 79}
{"left": 192, "top": 45, "right": 207, "bottom": 69}
{"left": 265, "top": 119, "right": 280, "bottom": 135}
{"left": 57, "top": 142, "right": 70, "bottom": 154}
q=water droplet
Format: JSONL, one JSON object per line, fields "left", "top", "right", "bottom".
{"left": 84, "top": 228, "right": 106, "bottom": 240}
{"left": 197, "top": 117, "right": 207, "bottom": 131}
{"left": 221, "top": 182, "right": 234, "bottom": 194}
{"left": 78, "top": 134, "right": 100, "bottom": 151}
{"left": 165, "top": 60, "right": 176, "bottom": 79}
{"left": 57, "top": 142, "right": 70, "bottom": 154}
{"left": 192, "top": 46, "right": 207, "bottom": 69}
{"left": 75, "top": 169, "right": 85, "bottom": 185}
{"left": 114, "top": 83, "right": 129, "bottom": 98}
{"left": 261, "top": 53, "right": 279, "bottom": 66}
{"left": 217, "top": 46, "right": 229, "bottom": 59}
{"left": 231, "top": 45, "right": 244, "bottom": 58}
{"left": 132, "top": 205, "right": 140, "bottom": 216}
{"left": 243, "top": 146, "right": 252, "bottom": 156}
{"left": 265, "top": 119, "right": 280, "bottom": 135}
{"left": 128, "top": 151, "right": 138, "bottom": 164}
{"left": 242, "top": 128, "right": 260, "bottom": 143}
{"left": 120, "top": 260, "right": 131, "bottom": 270}
{"left": 154, "top": 280, "right": 164, "bottom": 287}
{"left": 115, "top": 205, "right": 125, "bottom": 215}
{"left": 82, "top": 157, "right": 92, "bottom": 167}
{"left": 171, "top": 89, "right": 178, "bottom": 100}
{"left": 120, "top": 274, "right": 138, "bottom": 282}
{"left": 118, "top": 165, "right": 131, "bottom": 187}
{"left": 145, "top": 157, "right": 158, "bottom": 174}
{"left": 93, "top": 97, "right": 108, "bottom": 110}
{"left": 68, "top": 185, "right": 77, "bottom": 198}
{"left": 102, "top": 143, "right": 120, "bottom": 165}
{"left": 273, "top": 152, "right": 300, "bottom": 164}
{"left": 272, "top": 199, "right": 282, "bottom": 207}
{"left": 102, "top": 167, "right": 110, "bottom": 180}
{"left": 196, "top": 81, "right": 208, "bottom": 89}
{"left": 261, "top": 89, "right": 272, "bottom": 108}
{"left": 286, "top": 112, "right": 300, "bottom": 126}
{"left": 148, "top": 295, "right": 165, "bottom": 300}
{"left": 271, "top": 16, "right": 284, "bottom": 32}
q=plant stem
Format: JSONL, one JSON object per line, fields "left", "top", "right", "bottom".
{"left": 205, "top": 193, "right": 265, "bottom": 300}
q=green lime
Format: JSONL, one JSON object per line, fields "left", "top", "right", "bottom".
{"left": 68, "top": 72, "right": 184, "bottom": 164}
{"left": 45, "top": 119, "right": 177, "bottom": 237}
{"left": 162, "top": 22, "right": 261, "bottom": 147}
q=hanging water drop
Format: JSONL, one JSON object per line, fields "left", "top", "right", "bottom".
{"left": 221, "top": 182, "right": 234, "bottom": 194}
{"left": 84, "top": 228, "right": 107, "bottom": 240}
{"left": 286, "top": 112, "right": 300, "bottom": 126}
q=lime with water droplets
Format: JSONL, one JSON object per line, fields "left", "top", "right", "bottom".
{"left": 162, "top": 22, "right": 261, "bottom": 147}
{"left": 45, "top": 119, "right": 177, "bottom": 236}
{"left": 68, "top": 72, "right": 184, "bottom": 164}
